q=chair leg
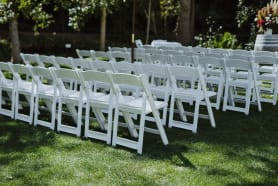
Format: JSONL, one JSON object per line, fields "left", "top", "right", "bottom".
{"left": 168, "top": 95, "right": 175, "bottom": 128}
{"left": 204, "top": 97, "right": 216, "bottom": 128}
{"left": 112, "top": 106, "right": 120, "bottom": 147}
{"left": 152, "top": 104, "right": 168, "bottom": 145}
{"left": 192, "top": 100, "right": 200, "bottom": 133}
{"left": 137, "top": 112, "right": 146, "bottom": 154}
{"left": 84, "top": 103, "right": 90, "bottom": 138}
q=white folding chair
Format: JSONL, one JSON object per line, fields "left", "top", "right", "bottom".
{"left": 197, "top": 56, "right": 225, "bottom": 110}
{"left": 223, "top": 59, "right": 262, "bottom": 115}
{"left": 78, "top": 70, "right": 114, "bottom": 144}
{"left": 31, "top": 66, "right": 58, "bottom": 130}
{"left": 11, "top": 64, "right": 35, "bottom": 124}
{"left": 52, "top": 68, "right": 85, "bottom": 136}
{"left": 111, "top": 73, "right": 168, "bottom": 154}
{"left": 0, "top": 62, "right": 15, "bottom": 118}
{"left": 139, "top": 63, "right": 170, "bottom": 125}
{"left": 253, "top": 55, "right": 278, "bottom": 105}
{"left": 167, "top": 65, "right": 216, "bottom": 133}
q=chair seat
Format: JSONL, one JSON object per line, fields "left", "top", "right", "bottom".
{"left": 118, "top": 97, "right": 166, "bottom": 114}
{"left": 173, "top": 88, "right": 216, "bottom": 100}
{"left": 17, "top": 81, "right": 33, "bottom": 92}
{"left": 1, "top": 79, "right": 14, "bottom": 89}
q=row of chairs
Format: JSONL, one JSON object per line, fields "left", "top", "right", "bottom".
{"left": 0, "top": 58, "right": 221, "bottom": 152}
{"left": 0, "top": 62, "right": 172, "bottom": 154}
{"left": 21, "top": 52, "right": 269, "bottom": 115}
{"left": 86, "top": 48, "right": 278, "bottom": 109}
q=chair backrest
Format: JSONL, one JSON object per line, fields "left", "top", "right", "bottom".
{"left": 108, "top": 46, "right": 127, "bottom": 52}
{"left": 150, "top": 54, "right": 171, "bottom": 65}
{"left": 111, "top": 73, "right": 150, "bottom": 99}
{"left": 55, "top": 56, "right": 75, "bottom": 69}
{"left": 78, "top": 70, "right": 113, "bottom": 96}
{"left": 167, "top": 65, "right": 205, "bottom": 91}
{"left": 52, "top": 68, "right": 80, "bottom": 93}
{"left": 192, "top": 47, "right": 208, "bottom": 54}
{"left": 229, "top": 49, "right": 253, "bottom": 56}
{"left": 72, "top": 58, "right": 94, "bottom": 70}
{"left": 38, "top": 54, "right": 57, "bottom": 68}
{"left": 253, "top": 55, "right": 278, "bottom": 73}
{"left": 170, "top": 55, "right": 196, "bottom": 66}
{"left": 162, "top": 50, "right": 183, "bottom": 55}
{"left": 198, "top": 56, "right": 225, "bottom": 72}
{"left": 208, "top": 48, "right": 229, "bottom": 56}
{"left": 224, "top": 58, "right": 254, "bottom": 80}
{"left": 0, "top": 62, "right": 14, "bottom": 83}
{"left": 108, "top": 51, "right": 131, "bottom": 62}
{"left": 75, "top": 49, "right": 94, "bottom": 59}
{"left": 94, "top": 51, "right": 110, "bottom": 61}
{"left": 20, "top": 53, "right": 42, "bottom": 66}
{"left": 31, "top": 66, "right": 55, "bottom": 82}
{"left": 144, "top": 48, "right": 162, "bottom": 55}
{"left": 135, "top": 39, "right": 143, "bottom": 48}
{"left": 253, "top": 55, "right": 278, "bottom": 66}
{"left": 226, "top": 54, "right": 251, "bottom": 61}
{"left": 134, "top": 53, "right": 152, "bottom": 64}
{"left": 139, "top": 63, "right": 169, "bottom": 88}
{"left": 91, "top": 60, "right": 116, "bottom": 72}
{"left": 112, "top": 61, "right": 136, "bottom": 74}
{"left": 253, "top": 50, "right": 277, "bottom": 57}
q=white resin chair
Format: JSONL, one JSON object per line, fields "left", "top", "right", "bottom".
{"left": 111, "top": 73, "right": 168, "bottom": 154}
{"left": 197, "top": 56, "right": 225, "bottom": 110}
{"left": 38, "top": 54, "right": 58, "bottom": 68}
{"left": 52, "top": 68, "right": 85, "bottom": 136}
{"left": 31, "top": 66, "right": 58, "bottom": 130}
{"left": 78, "top": 70, "right": 114, "bottom": 144}
{"left": 0, "top": 62, "right": 15, "bottom": 118}
{"left": 223, "top": 59, "right": 261, "bottom": 115}
{"left": 139, "top": 63, "right": 170, "bottom": 125}
{"left": 167, "top": 65, "right": 216, "bottom": 133}
{"left": 253, "top": 55, "right": 278, "bottom": 105}
{"left": 11, "top": 64, "right": 35, "bottom": 124}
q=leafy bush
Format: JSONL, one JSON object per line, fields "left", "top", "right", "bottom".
{"left": 195, "top": 16, "right": 240, "bottom": 49}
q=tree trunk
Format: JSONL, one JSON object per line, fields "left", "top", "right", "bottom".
{"left": 176, "top": 0, "right": 195, "bottom": 45}
{"left": 145, "top": 0, "right": 152, "bottom": 44}
{"left": 100, "top": 7, "right": 107, "bottom": 51}
{"left": 9, "top": 17, "right": 21, "bottom": 63}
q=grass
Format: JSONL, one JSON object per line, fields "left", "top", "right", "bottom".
{"left": 0, "top": 103, "right": 278, "bottom": 186}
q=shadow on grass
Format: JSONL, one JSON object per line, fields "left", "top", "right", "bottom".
{"left": 0, "top": 116, "right": 56, "bottom": 154}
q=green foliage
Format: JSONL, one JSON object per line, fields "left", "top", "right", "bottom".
{"left": 195, "top": 16, "right": 240, "bottom": 49}
{"left": 0, "top": 0, "right": 54, "bottom": 34}
{"left": 160, "top": 0, "right": 179, "bottom": 18}
{"left": 60, "top": 0, "right": 122, "bottom": 31}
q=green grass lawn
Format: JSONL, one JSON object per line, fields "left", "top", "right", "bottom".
{"left": 0, "top": 103, "right": 277, "bottom": 186}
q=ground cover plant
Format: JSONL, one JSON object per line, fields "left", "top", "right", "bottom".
{"left": 0, "top": 102, "right": 277, "bottom": 185}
